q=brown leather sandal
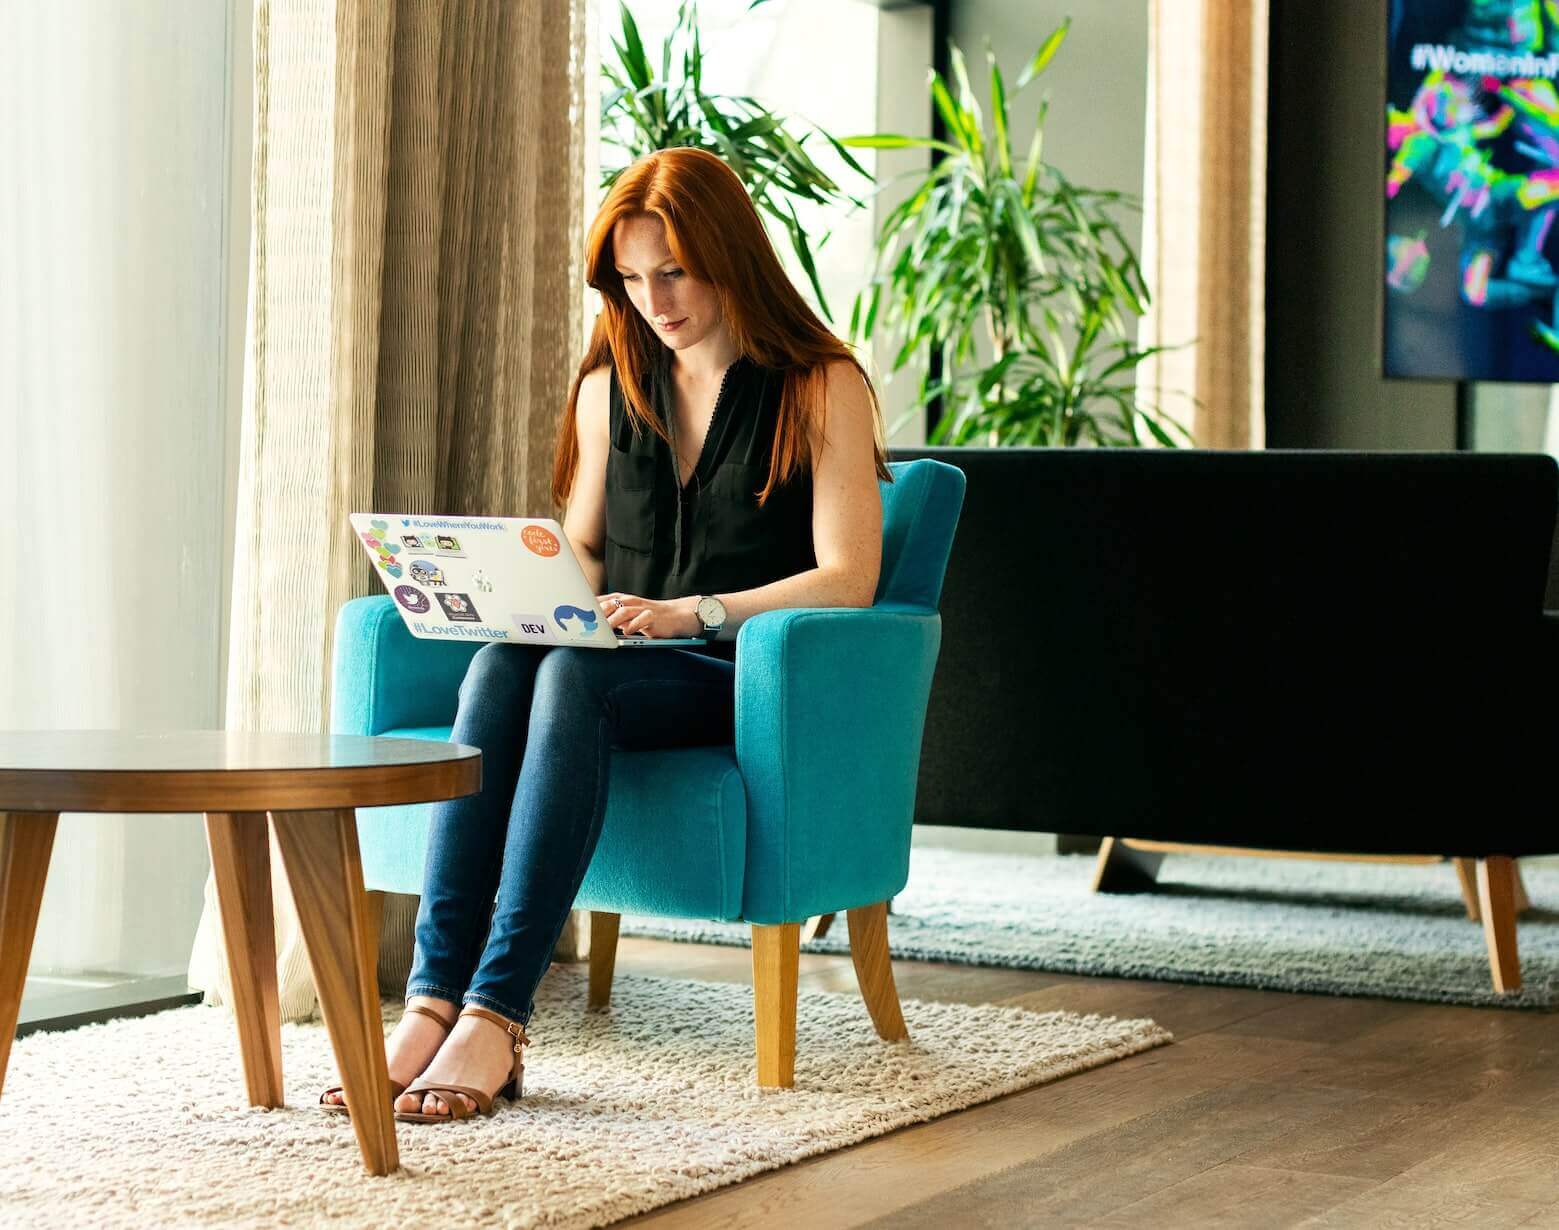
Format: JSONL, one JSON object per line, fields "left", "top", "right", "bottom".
{"left": 394, "top": 1004, "right": 531, "bottom": 1124}
{"left": 318, "top": 1001, "right": 457, "bottom": 1115}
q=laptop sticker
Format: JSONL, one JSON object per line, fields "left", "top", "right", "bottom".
{"left": 510, "top": 613, "right": 550, "bottom": 642}
{"left": 553, "top": 603, "right": 599, "bottom": 639}
{"left": 399, "top": 533, "right": 436, "bottom": 553}
{"left": 434, "top": 535, "right": 466, "bottom": 558}
{"left": 360, "top": 528, "right": 403, "bottom": 579}
{"left": 409, "top": 561, "right": 448, "bottom": 587}
{"left": 435, "top": 592, "right": 481, "bottom": 622}
{"left": 471, "top": 569, "right": 495, "bottom": 593}
{"left": 393, "top": 585, "right": 430, "bottom": 614}
{"left": 521, "top": 526, "right": 561, "bottom": 558}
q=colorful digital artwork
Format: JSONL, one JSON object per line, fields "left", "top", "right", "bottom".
{"left": 1386, "top": 0, "right": 1559, "bottom": 379}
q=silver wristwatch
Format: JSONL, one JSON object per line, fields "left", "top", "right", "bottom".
{"left": 695, "top": 594, "right": 727, "bottom": 641}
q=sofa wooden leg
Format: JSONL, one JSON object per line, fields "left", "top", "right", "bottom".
{"left": 588, "top": 911, "right": 620, "bottom": 1010}
{"left": 1457, "top": 858, "right": 1532, "bottom": 923}
{"left": 1453, "top": 858, "right": 1481, "bottom": 920}
{"left": 1477, "top": 857, "right": 1522, "bottom": 994}
{"left": 752, "top": 922, "right": 799, "bottom": 1088}
{"left": 1091, "top": 837, "right": 1166, "bottom": 893}
{"left": 847, "top": 901, "right": 909, "bottom": 1042}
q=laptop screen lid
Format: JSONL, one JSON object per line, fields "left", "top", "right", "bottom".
{"left": 348, "top": 513, "right": 706, "bottom": 648}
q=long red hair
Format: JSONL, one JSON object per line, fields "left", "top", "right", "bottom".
{"left": 550, "top": 147, "right": 891, "bottom": 510}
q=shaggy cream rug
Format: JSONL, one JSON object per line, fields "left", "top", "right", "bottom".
{"left": 1, "top": 967, "right": 1168, "bottom": 1229}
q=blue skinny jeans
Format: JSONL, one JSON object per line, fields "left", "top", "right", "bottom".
{"left": 405, "top": 641, "right": 736, "bottom": 1026}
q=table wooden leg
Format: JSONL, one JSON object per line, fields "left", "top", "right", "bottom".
{"left": 268, "top": 808, "right": 397, "bottom": 1175}
{"left": 0, "top": 811, "right": 58, "bottom": 1102}
{"left": 204, "top": 811, "right": 283, "bottom": 1108}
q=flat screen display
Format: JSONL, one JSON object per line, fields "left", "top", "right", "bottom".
{"left": 1386, "top": 0, "right": 1559, "bottom": 381}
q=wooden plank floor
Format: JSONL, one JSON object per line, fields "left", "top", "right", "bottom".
{"left": 612, "top": 935, "right": 1559, "bottom": 1229}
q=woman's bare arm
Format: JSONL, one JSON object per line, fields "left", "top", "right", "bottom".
{"left": 562, "top": 366, "right": 611, "bottom": 595}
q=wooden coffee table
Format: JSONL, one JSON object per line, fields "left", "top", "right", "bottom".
{"left": 0, "top": 729, "right": 480, "bottom": 1175}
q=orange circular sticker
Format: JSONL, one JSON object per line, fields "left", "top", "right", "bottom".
{"left": 520, "top": 525, "right": 561, "bottom": 557}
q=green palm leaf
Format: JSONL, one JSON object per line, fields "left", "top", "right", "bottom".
{"left": 853, "top": 25, "right": 1185, "bottom": 449}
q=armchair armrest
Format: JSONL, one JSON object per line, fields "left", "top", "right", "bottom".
{"left": 330, "top": 596, "right": 483, "bottom": 736}
{"left": 734, "top": 602, "right": 942, "bottom": 924}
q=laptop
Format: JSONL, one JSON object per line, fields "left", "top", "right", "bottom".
{"left": 349, "top": 513, "right": 709, "bottom": 648}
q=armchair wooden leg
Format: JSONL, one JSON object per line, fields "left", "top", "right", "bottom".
{"left": 846, "top": 901, "right": 908, "bottom": 1042}
{"left": 0, "top": 811, "right": 58, "bottom": 1103}
{"left": 1091, "top": 837, "right": 1166, "bottom": 892}
{"left": 269, "top": 808, "right": 398, "bottom": 1176}
{"left": 752, "top": 922, "right": 799, "bottom": 1089}
{"left": 588, "top": 911, "right": 620, "bottom": 1010}
{"left": 1477, "top": 856, "right": 1522, "bottom": 994}
{"left": 204, "top": 811, "right": 283, "bottom": 1108}
{"left": 800, "top": 912, "right": 835, "bottom": 942}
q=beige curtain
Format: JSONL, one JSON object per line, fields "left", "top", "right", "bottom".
{"left": 1137, "top": 0, "right": 1268, "bottom": 450}
{"left": 189, "top": 0, "right": 593, "bottom": 1022}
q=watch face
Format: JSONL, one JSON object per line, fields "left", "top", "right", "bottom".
{"left": 697, "top": 596, "right": 725, "bottom": 626}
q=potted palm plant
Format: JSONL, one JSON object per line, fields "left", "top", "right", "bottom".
{"left": 601, "top": 0, "right": 868, "bottom": 322}
{"left": 844, "top": 21, "right": 1190, "bottom": 447}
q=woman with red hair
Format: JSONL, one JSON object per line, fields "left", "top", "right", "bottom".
{"left": 320, "top": 147, "right": 891, "bottom": 1122}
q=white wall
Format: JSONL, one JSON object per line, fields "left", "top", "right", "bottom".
{"left": 0, "top": 1, "right": 248, "bottom": 987}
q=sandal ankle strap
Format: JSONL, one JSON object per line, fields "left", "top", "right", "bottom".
{"left": 404, "top": 1002, "right": 457, "bottom": 1032}
{"left": 460, "top": 1004, "right": 532, "bottom": 1052}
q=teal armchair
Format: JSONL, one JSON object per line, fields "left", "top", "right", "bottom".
{"left": 331, "top": 458, "right": 966, "bottom": 1085}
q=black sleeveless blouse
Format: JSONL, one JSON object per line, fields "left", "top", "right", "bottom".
{"left": 604, "top": 350, "right": 816, "bottom": 661}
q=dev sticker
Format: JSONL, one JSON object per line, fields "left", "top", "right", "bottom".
{"left": 521, "top": 525, "right": 561, "bottom": 557}
{"left": 393, "top": 585, "right": 430, "bottom": 614}
{"left": 510, "top": 613, "right": 550, "bottom": 642}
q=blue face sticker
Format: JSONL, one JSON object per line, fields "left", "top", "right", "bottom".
{"left": 553, "top": 604, "right": 599, "bottom": 638}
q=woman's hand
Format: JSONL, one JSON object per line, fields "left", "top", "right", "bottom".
{"left": 596, "top": 592, "right": 701, "bottom": 639}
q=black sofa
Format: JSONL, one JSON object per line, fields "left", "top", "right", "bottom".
{"left": 886, "top": 447, "right": 1557, "bottom": 985}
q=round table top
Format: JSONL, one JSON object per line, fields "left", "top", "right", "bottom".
{"left": 0, "top": 729, "right": 481, "bottom": 814}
